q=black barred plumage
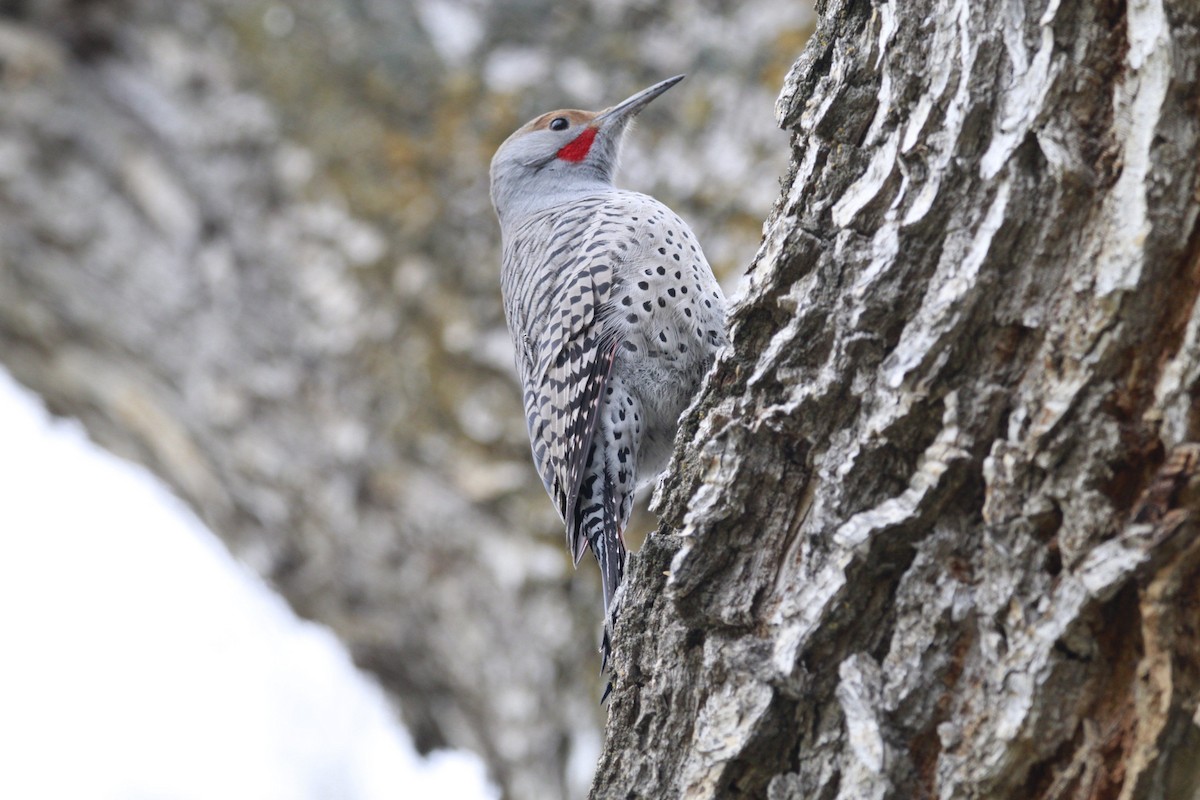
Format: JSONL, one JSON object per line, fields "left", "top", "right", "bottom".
{"left": 490, "top": 76, "right": 728, "bottom": 694}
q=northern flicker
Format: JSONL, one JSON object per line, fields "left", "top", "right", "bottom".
{"left": 490, "top": 75, "right": 727, "bottom": 681}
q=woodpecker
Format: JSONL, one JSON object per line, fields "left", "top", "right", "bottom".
{"left": 490, "top": 75, "right": 727, "bottom": 682}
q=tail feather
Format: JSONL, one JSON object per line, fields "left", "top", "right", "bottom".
{"left": 600, "top": 624, "right": 615, "bottom": 703}
{"left": 572, "top": 406, "right": 634, "bottom": 701}
{"left": 593, "top": 527, "right": 624, "bottom": 614}
{"left": 591, "top": 472, "right": 626, "bottom": 701}
{"left": 597, "top": 576, "right": 626, "bottom": 701}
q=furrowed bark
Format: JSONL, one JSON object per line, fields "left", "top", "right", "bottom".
{"left": 593, "top": 1, "right": 1200, "bottom": 798}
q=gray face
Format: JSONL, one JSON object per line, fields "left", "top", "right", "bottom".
{"left": 502, "top": 108, "right": 602, "bottom": 157}
{"left": 489, "top": 75, "right": 686, "bottom": 228}
{"left": 490, "top": 108, "right": 619, "bottom": 226}
{"left": 492, "top": 75, "right": 691, "bottom": 230}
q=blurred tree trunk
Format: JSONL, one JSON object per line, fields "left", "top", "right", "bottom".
{"left": 594, "top": 0, "right": 1200, "bottom": 798}
{"left": 0, "top": 3, "right": 605, "bottom": 798}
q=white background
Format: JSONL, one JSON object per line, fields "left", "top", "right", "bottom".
{"left": 0, "top": 369, "right": 497, "bottom": 800}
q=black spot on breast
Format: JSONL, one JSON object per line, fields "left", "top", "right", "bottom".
{"left": 638, "top": 281, "right": 649, "bottom": 290}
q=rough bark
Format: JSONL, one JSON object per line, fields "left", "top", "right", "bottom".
{"left": 594, "top": 0, "right": 1200, "bottom": 798}
{"left": 0, "top": 1, "right": 808, "bottom": 798}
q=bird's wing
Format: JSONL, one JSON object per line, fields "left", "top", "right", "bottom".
{"left": 524, "top": 247, "right": 617, "bottom": 562}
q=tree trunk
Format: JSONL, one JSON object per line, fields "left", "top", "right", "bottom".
{"left": 594, "top": 0, "right": 1200, "bottom": 798}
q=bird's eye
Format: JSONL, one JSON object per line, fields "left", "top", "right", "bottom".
{"left": 549, "top": 117, "right": 570, "bottom": 131}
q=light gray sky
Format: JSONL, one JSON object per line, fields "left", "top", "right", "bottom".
{"left": 0, "top": 369, "right": 497, "bottom": 800}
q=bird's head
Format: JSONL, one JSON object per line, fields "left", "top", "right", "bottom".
{"left": 490, "top": 75, "right": 685, "bottom": 226}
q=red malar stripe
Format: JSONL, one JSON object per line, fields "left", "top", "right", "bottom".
{"left": 557, "top": 127, "right": 597, "bottom": 162}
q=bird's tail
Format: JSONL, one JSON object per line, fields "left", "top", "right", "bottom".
{"left": 591, "top": 489, "right": 626, "bottom": 701}
{"left": 593, "top": 522, "right": 624, "bottom": 618}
